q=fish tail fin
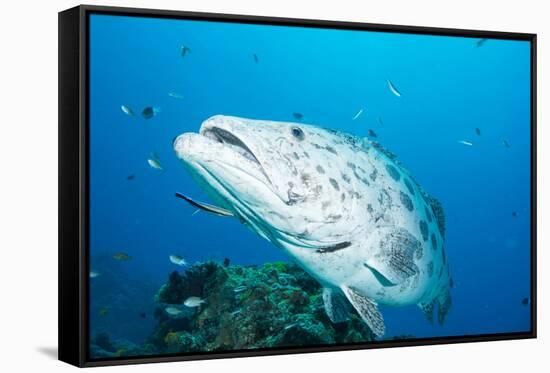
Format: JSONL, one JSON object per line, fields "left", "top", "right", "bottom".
{"left": 418, "top": 286, "right": 452, "bottom": 326}
{"left": 436, "top": 287, "right": 452, "bottom": 325}
{"left": 417, "top": 300, "right": 435, "bottom": 324}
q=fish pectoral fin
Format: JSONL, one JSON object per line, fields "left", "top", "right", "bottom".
{"left": 341, "top": 285, "right": 385, "bottom": 337}
{"left": 363, "top": 262, "right": 398, "bottom": 287}
{"left": 322, "top": 287, "right": 351, "bottom": 323}
{"left": 368, "top": 228, "right": 420, "bottom": 284}
{"left": 175, "top": 192, "right": 234, "bottom": 217}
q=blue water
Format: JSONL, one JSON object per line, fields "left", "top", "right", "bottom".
{"left": 89, "top": 14, "right": 531, "bottom": 350}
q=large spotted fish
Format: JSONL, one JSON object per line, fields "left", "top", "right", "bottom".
{"left": 173, "top": 115, "right": 452, "bottom": 337}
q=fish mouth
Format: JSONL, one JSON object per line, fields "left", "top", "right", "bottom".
{"left": 201, "top": 127, "right": 262, "bottom": 166}
{"left": 174, "top": 117, "right": 286, "bottom": 216}
{"left": 198, "top": 126, "right": 273, "bottom": 187}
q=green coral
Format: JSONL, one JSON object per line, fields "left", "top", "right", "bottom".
{"left": 147, "top": 261, "right": 374, "bottom": 353}
{"left": 90, "top": 260, "right": 378, "bottom": 359}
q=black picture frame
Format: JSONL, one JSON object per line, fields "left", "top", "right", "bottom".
{"left": 58, "top": 4, "right": 537, "bottom": 367}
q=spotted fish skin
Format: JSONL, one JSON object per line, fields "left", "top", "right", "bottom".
{"left": 174, "top": 115, "right": 451, "bottom": 336}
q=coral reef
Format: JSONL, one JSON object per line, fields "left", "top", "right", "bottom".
{"left": 90, "top": 260, "right": 376, "bottom": 358}
{"left": 150, "top": 260, "right": 374, "bottom": 353}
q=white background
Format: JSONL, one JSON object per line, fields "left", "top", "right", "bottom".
{"left": 0, "top": 0, "right": 546, "bottom": 371}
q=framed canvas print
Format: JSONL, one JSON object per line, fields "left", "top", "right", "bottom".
{"left": 58, "top": 5, "right": 536, "bottom": 367}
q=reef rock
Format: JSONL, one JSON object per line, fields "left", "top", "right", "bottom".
{"left": 149, "top": 261, "right": 375, "bottom": 353}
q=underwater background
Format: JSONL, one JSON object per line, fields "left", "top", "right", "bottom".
{"left": 88, "top": 14, "right": 531, "bottom": 358}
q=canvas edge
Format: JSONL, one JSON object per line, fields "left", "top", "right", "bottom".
{"left": 58, "top": 5, "right": 86, "bottom": 368}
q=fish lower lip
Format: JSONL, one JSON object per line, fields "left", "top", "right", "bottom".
{"left": 202, "top": 127, "right": 261, "bottom": 165}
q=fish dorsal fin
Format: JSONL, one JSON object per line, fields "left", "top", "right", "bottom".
{"left": 341, "top": 285, "right": 385, "bottom": 337}
{"left": 175, "top": 192, "right": 234, "bottom": 217}
{"left": 369, "top": 140, "right": 398, "bottom": 161}
{"left": 425, "top": 194, "right": 446, "bottom": 238}
{"left": 322, "top": 287, "right": 351, "bottom": 323}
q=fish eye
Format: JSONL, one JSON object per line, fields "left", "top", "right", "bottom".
{"left": 291, "top": 127, "right": 305, "bottom": 140}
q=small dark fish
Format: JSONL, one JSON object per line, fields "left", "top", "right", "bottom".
{"left": 475, "top": 128, "right": 481, "bottom": 136}
{"left": 476, "top": 38, "right": 488, "bottom": 48}
{"left": 521, "top": 297, "right": 530, "bottom": 306}
{"left": 253, "top": 54, "right": 259, "bottom": 64}
{"left": 292, "top": 112, "right": 304, "bottom": 120}
{"left": 503, "top": 140, "right": 511, "bottom": 148}
{"left": 368, "top": 129, "right": 378, "bottom": 138}
{"left": 126, "top": 174, "right": 136, "bottom": 181}
{"left": 139, "top": 312, "right": 147, "bottom": 319}
{"left": 223, "top": 258, "right": 230, "bottom": 267}
{"left": 99, "top": 308, "right": 109, "bottom": 316}
{"left": 142, "top": 106, "right": 160, "bottom": 120}
{"left": 377, "top": 117, "right": 383, "bottom": 125}
{"left": 512, "top": 211, "right": 518, "bottom": 218}
{"left": 181, "top": 45, "right": 191, "bottom": 57}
